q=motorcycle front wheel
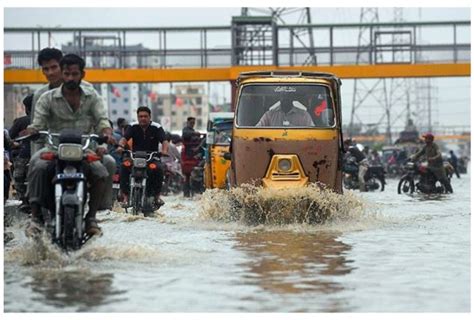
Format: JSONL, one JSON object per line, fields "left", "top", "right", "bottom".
{"left": 397, "top": 176, "right": 415, "bottom": 194}
{"left": 62, "top": 205, "right": 81, "bottom": 250}
{"left": 343, "top": 176, "right": 355, "bottom": 190}
{"left": 132, "top": 187, "right": 143, "bottom": 215}
{"left": 366, "top": 176, "right": 385, "bottom": 192}
{"left": 161, "top": 177, "right": 170, "bottom": 196}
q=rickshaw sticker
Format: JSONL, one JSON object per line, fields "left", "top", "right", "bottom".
{"left": 274, "top": 86, "right": 296, "bottom": 93}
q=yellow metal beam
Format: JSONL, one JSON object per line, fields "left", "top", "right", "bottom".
{"left": 4, "top": 63, "right": 470, "bottom": 84}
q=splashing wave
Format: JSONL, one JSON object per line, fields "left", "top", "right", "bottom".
{"left": 199, "top": 183, "right": 371, "bottom": 226}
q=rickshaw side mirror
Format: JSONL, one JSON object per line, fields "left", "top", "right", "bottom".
{"left": 206, "top": 132, "right": 215, "bottom": 144}
{"left": 223, "top": 152, "right": 232, "bottom": 161}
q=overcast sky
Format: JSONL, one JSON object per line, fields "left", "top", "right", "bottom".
{"left": 3, "top": 7, "right": 470, "bottom": 28}
{"left": 3, "top": 6, "right": 471, "bottom": 130}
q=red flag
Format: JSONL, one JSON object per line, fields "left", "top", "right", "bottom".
{"left": 113, "top": 87, "right": 121, "bottom": 98}
{"left": 148, "top": 91, "right": 158, "bottom": 103}
{"left": 4, "top": 54, "right": 12, "bottom": 65}
{"left": 314, "top": 100, "right": 327, "bottom": 117}
{"left": 110, "top": 84, "right": 121, "bottom": 98}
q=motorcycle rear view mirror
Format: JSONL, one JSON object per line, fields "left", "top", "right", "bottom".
{"left": 14, "top": 131, "right": 40, "bottom": 142}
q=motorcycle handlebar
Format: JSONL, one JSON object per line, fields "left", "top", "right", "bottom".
{"left": 123, "top": 150, "right": 167, "bottom": 162}
{"left": 15, "top": 131, "right": 108, "bottom": 150}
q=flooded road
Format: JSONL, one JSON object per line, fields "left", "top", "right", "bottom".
{"left": 4, "top": 174, "right": 470, "bottom": 312}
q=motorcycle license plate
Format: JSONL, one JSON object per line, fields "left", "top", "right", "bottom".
{"left": 56, "top": 173, "right": 85, "bottom": 179}
{"left": 113, "top": 183, "right": 120, "bottom": 189}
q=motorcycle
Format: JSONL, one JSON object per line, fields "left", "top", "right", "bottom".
{"left": 385, "top": 162, "right": 403, "bottom": 178}
{"left": 16, "top": 129, "right": 106, "bottom": 251}
{"left": 122, "top": 150, "right": 164, "bottom": 215}
{"left": 161, "top": 159, "right": 184, "bottom": 196}
{"left": 189, "top": 159, "right": 206, "bottom": 196}
{"left": 343, "top": 156, "right": 386, "bottom": 191}
{"left": 398, "top": 160, "right": 451, "bottom": 194}
{"left": 112, "top": 168, "right": 122, "bottom": 203}
{"left": 4, "top": 154, "right": 11, "bottom": 204}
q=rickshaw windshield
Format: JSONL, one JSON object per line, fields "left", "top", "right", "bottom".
{"left": 236, "top": 84, "right": 335, "bottom": 128}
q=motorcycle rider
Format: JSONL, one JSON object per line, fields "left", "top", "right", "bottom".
{"left": 162, "top": 132, "right": 181, "bottom": 164}
{"left": 344, "top": 139, "right": 369, "bottom": 192}
{"left": 25, "top": 53, "right": 116, "bottom": 237}
{"left": 369, "top": 149, "right": 382, "bottom": 166}
{"left": 117, "top": 106, "right": 169, "bottom": 210}
{"left": 4, "top": 130, "right": 12, "bottom": 204}
{"left": 410, "top": 133, "right": 453, "bottom": 193}
{"left": 448, "top": 150, "right": 461, "bottom": 179}
{"left": 9, "top": 94, "right": 33, "bottom": 211}
{"left": 181, "top": 117, "right": 203, "bottom": 197}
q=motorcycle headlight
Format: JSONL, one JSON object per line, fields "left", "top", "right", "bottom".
{"left": 58, "top": 144, "right": 83, "bottom": 161}
{"left": 133, "top": 158, "right": 147, "bottom": 168}
{"left": 278, "top": 159, "right": 292, "bottom": 172}
{"left": 406, "top": 162, "right": 415, "bottom": 170}
{"left": 63, "top": 165, "right": 77, "bottom": 175}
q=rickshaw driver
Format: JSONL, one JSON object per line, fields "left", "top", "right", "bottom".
{"left": 256, "top": 95, "right": 314, "bottom": 127}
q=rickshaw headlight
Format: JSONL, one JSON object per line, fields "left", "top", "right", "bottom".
{"left": 278, "top": 159, "right": 292, "bottom": 172}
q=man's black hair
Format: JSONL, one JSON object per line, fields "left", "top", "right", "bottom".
{"left": 60, "top": 53, "right": 86, "bottom": 72}
{"left": 22, "top": 93, "right": 34, "bottom": 115}
{"left": 37, "top": 48, "right": 63, "bottom": 66}
{"left": 137, "top": 106, "right": 151, "bottom": 115}
{"left": 187, "top": 117, "right": 196, "bottom": 122}
{"left": 117, "top": 117, "right": 126, "bottom": 128}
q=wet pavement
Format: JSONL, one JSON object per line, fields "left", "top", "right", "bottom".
{"left": 3, "top": 174, "right": 470, "bottom": 312}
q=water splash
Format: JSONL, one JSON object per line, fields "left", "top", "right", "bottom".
{"left": 199, "top": 184, "right": 380, "bottom": 229}
{"left": 4, "top": 233, "right": 67, "bottom": 267}
{"left": 76, "top": 244, "right": 162, "bottom": 262}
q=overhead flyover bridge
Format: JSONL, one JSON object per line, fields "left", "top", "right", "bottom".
{"left": 4, "top": 20, "right": 471, "bottom": 84}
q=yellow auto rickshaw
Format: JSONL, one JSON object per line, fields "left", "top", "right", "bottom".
{"left": 227, "top": 71, "right": 344, "bottom": 193}
{"left": 204, "top": 112, "right": 234, "bottom": 189}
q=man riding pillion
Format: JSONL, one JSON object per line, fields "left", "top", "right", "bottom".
{"left": 25, "top": 54, "right": 116, "bottom": 237}
{"left": 344, "top": 139, "right": 369, "bottom": 192}
{"left": 117, "top": 106, "right": 169, "bottom": 210}
{"left": 410, "top": 133, "right": 453, "bottom": 193}
{"left": 181, "top": 117, "right": 203, "bottom": 197}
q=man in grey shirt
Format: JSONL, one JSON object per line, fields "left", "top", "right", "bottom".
{"left": 256, "top": 96, "right": 314, "bottom": 127}
{"left": 25, "top": 54, "right": 116, "bottom": 237}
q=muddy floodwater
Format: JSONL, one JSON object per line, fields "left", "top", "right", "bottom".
{"left": 3, "top": 175, "right": 470, "bottom": 312}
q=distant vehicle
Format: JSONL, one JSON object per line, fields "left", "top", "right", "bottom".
{"left": 204, "top": 112, "right": 234, "bottom": 189}
{"left": 398, "top": 160, "right": 452, "bottom": 194}
{"left": 122, "top": 151, "right": 164, "bottom": 215}
{"left": 161, "top": 160, "right": 184, "bottom": 196}
{"left": 343, "top": 156, "right": 386, "bottom": 191}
